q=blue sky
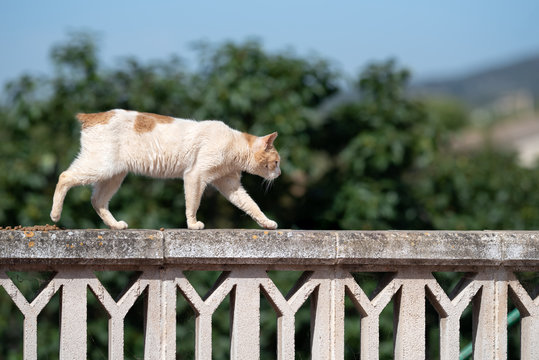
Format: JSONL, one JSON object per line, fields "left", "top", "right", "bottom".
{"left": 1, "top": 1, "right": 538, "bottom": 86}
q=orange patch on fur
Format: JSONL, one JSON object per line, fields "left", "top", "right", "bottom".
{"left": 134, "top": 112, "right": 174, "bottom": 133}
{"left": 141, "top": 112, "right": 174, "bottom": 123}
{"left": 242, "top": 132, "right": 257, "bottom": 146}
{"left": 254, "top": 148, "right": 280, "bottom": 166}
{"left": 77, "top": 111, "right": 114, "bottom": 129}
{"left": 254, "top": 150, "right": 266, "bottom": 163}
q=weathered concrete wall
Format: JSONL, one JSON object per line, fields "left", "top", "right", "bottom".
{"left": 1, "top": 229, "right": 538, "bottom": 266}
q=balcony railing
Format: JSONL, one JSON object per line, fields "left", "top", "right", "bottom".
{"left": 0, "top": 229, "right": 538, "bottom": 359}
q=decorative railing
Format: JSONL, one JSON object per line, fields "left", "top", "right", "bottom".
{"left": 0, "top": 230, "right": 538, "bottom": 359}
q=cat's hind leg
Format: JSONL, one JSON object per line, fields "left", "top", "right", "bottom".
{"left": 50, "top": 170, "right": 88, "bottom": 223}
{"left": 184, "top": 171, "right": 207, "bottom": 230}
{"left": 91, "top": 172, "right": 128, "bottom": 230}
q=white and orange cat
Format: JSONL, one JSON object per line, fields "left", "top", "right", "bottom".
{"left": 50, "top": 110, "right": 280, "bottom": 230}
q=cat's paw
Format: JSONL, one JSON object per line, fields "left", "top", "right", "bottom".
{"left": 188, "top": 221, "right": 205, "bottom": 230}
{"left": 259, "top": 219, "right": 278, "bottom": 230}
{"left": 50, "top": 209, "right": 61, "bottom": 223}
{"left": 110, "top": 221, "right": 129, "bottom": 230}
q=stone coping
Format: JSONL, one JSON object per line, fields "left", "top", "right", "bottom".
{"left": 0, "top": 229, "right": 538, "bottom": 266}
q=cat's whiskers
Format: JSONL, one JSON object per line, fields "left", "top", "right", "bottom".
{"left": 262, "top": 178, "right": 274, "bottom": 193}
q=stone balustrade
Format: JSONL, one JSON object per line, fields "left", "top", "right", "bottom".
{"left": 0, "top": 229, "right": 538, "bottom": 359}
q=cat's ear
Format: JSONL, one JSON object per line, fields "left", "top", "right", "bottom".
{"left": 262, "top": 132, "right": 278, "bottom": 150}
{"left": 253, "top": 132, "right": 278, "bottom": 151}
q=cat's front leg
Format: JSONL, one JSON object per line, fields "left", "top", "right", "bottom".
{"left": 212, "top": 174, "right": 278, "bottom": 230}
{"left": 184, "top": 171, "right": 207, "bottom": 230}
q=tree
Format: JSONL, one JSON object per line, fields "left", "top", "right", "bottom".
{"left": 0, "top": 33, "right": 340, "bottom": 231}
{"left": 301, "top": 61, "right": 440, "bottom": 229}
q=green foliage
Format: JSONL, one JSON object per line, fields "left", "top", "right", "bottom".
{"left": 0, "top": 32, "right": 537, "bottom": 358}
{"left": 4, "top": 32, "right": 537, "bottom": 232}
{"left": 305, "top": 61, "right": 442, "bottom": 229}
{"left": 0, "top": 33, "right": 341, "bottom": 230}
{"left": 411, "top": 149, "right": 539, "bottom": 229}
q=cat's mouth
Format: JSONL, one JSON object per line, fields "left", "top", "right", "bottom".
{"left": 268, "top": 168, "right": 281, "bottom": 180}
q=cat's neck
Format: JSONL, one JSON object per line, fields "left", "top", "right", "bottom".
{"left": 236, "top": 131, "right": 260, "bottom": 173}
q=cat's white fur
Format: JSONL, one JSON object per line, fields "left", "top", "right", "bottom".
{"left": 50, "top": 109, "right": 280, "bottom": 230}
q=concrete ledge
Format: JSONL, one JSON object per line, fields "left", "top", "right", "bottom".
{"left": 0, "top": 230, "right": 538, "bottom": 267}
{"left": 0, "top": 229, "right": 163, "bottom": 265}
{"left": 165, "top": 229, "right": 337, "bottom": 264}
{"left": 337, "top": 231, "right": 502, "bottom": 266}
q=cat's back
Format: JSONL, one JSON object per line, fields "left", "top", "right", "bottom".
{"left": 76, "top": 109, "right": 237, "bottom": 177}
{"left": 78, "top": 109, "right": 195, "bottom": 134}
{"left": 77, "top": 109, "right": 238, "bottom": 149}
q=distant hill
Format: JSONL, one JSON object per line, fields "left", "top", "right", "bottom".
{"left": 413, "top": 54, "right": 539, "bottom": 108}
{"left": 415, "top": 54, "right": 539, "bottom": 166}
{"left": 320, "top": 54, "right": 539, "bottom": 115}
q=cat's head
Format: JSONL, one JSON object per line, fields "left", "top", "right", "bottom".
{"left": 249, "top": 132, "right": 281, "bottom": 180}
